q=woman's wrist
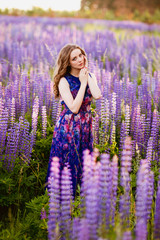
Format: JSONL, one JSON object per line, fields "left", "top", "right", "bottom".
{"left": 80, "top": 81, "right": 87, "bottom": 88}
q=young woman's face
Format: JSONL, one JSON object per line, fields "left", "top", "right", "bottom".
{"left": 69, "top": 48, "right": 85, "bottom": 70}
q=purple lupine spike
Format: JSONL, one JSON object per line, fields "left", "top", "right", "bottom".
{"left": 122, "top": 230, "right": 132, "bottom": 240}
{"left": 60, "top": 165, "right": 73, "bottom": 239}
{"left": 99, "top": 97, "right": 106, "bottom": 145}
{"left": 110, "top": 120, "right": 116, "bottom": 145}
{"left": 135, "top": 159, "right": 149, "bottom": 240}
{"left": 85, "top": 169, "right": 100, "bottom": 240}
{"left": 0, "top": 107, "right": 9, "bottom": 160}
{"left": 23, "top": 120, "right": 32, "bottom": 162}
{"left": 31, "top": 96, "right": 39, "bottom": 145}
{"left": 4, "top": 122, "right": 20, "bottom": 170}
{"left": 146, "top": 137, "right": 153, "bottom": 168}
{"left": 92, "top": 113, "right": 99, "bottom": 145}
{"left": 55, "top": 100, "right": 62, "bottom": 123}
{"left": 48, "top": 157, "right": 60, "bottom": 240}
{"left": 98, "top": 153, "right": 111, "bottom": 228}
{"left": 72, "top": 217, "right": 80, "bottom": 240}
{"left": 110, "top": 155, "right": 118, "bottom": 225}
{"left": 154, "top": 178, "right": 160, "bottom": 239}
{"left": 40, "top": 207, "right": 47, "bottom": 220}
{"left": 42, "top": 105, "right": 47, "bottom": 138}
{"left": 0, "top": 97, "right": 4, "bottom": 117}
{"left": 132, "top": 104, "right": 141, "bottom": 154}
{"left": 95, "top": 93, "right": 101, "bottom": 117}
{"left": 105, "top": 98, "right": 110, "bottom": 136}
{"left": 120, "top": 120, "right": 127, "bottom": 151}
{"left": 138, "top": 113, "right": 146, "bottom": 154}
{"left": 80, "top": 149, "right": 92, "bottom": 217}
{"left": 21, "top": 91, "right": 26, "bottom": 118}
{"left": 119, "top": 136, "right": 132, "bottom": 226}
{"left": 151, "top": 109, "right": 159, "bottom": 151}
{"left": 77, "top": 218, "right": 89, "bottom": 240}
{"left": 18, "top": 116, "right": 31, "bottom": 163}
{"left": 125, "top": 104, "right": 130, "bottom": 136}
{"left": 10, "top": 97, "right": 16, "bottom": 126}
{"left": 144, "top": 115, "right": 151, "bottom": 151}
{"left": 52, "top": 96, "right": 59, "bottom": 125}
{"left": 111, "top": 92, "right": 117, "bottom": 121}
{"left": 147, "top": 171, "right": 154, "bottom": 221}
{"left": 114, "top": 78, "right": 121, "bottom": 129}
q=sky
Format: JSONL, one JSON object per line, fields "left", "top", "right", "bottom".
{"left": 0, "top": 0, "right": 81, "bottom": 11}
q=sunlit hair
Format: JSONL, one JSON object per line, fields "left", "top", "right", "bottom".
{"left": 53, "top": 44, "right": 86, "bottom": 99}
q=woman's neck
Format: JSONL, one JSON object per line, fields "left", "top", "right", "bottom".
{"left": 70, "top": 69, "right": 80, "bottom": 77}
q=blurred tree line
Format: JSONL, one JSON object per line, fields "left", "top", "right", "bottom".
{"left": 80, "top": 0, "right": 160, "bottom": 23}
{"left": 0, "top": 1, "right": 160, "bottom": 24}
{"left": 81, "top": 0, "right": 159, "bottom": 14}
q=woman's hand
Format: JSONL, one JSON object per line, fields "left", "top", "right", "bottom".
{"left": 83, "top": 55, "right": 88, "bottom": 69}
{"left": 79, "top": 67, "right": 88, "bottom": 86}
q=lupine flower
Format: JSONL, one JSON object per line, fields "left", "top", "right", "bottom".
{"left": 154, "top": 178, "right": 160, "bottom": 239}
{"left": 110, "top": 155, "right": 118, "bottom": 225}
{"left": 122, "top": 230, "right": 132, "bottom": 240}
{"left": 31, "top": 96, "right": 39, "bottom": 145}
{"left": 146, "top": 137, "right": 153, "bottom": 168}
{"left": 125, "top": 104, "right": 130, "bottom": 135}
{"left": 0, "top": 107, "right": 9, "bottom": 160}
{"left": 41, "top": 207, "right": 47, "bottom": 220}
{"left": 60, "top": 165, "right": 73, "bottom": 239}
{"left": 135, "top": 159, "right": 149, "bottom": 240}
{"left": 119, "top": 136, "right": 132, "bottom": 227}
{"left": 52, "top": 96, "right": 59, "bottom": 125}
{"left": 146, "top": 171, "right": 154, "bottom": 221}
{"left": 85, "top": 167, "right": 100, "bottom": 239}
{"left": 105, "top": 98, "right": 110, "bottom": 135}
{"left": 77, "top": 218, "right": 89, "bottom": 240}
{"left": 151, "top": 109, "right": 159, "bottom": 151}
{"left": 42, "top": 105, "right": 47, "bottom": 138}
{"left": 21, "top": 91, "right": 26, "bottom": 117}
{"left": 18, "top": 116, "right": 32, "bottom": 163}
{"left": 111, "top": 92, "right": 117, "bottom": 121}
{"left": 48, "top": 157, "right": 60, "bottom": 240}
{"left": 10, "top": 97, "right": 16, "bottom": 126}
{"left": 92, "top": 113, "right": 99, "bottom": 145}
{"left": 80, "top": 149, "right": 92, "bottom": 216}
{"left": 110, "top": 120, "right": 116, "bottom": 145}
{"left": 72, "top": 217, "right": 80, "bottom": 240}
{"left": 99, "top": 153, "right": 111, "bottom": 228}
{"left": 120, "top": 120, "right": 127, "bottom": 151}
{"left": 4, "top": 122, "right": 20, "bottom": 170}
{"left": 99, "top": 97, "right": 106, "bottom": 145}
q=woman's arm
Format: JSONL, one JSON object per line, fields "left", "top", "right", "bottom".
{"left": 87, "top": 73, "right": 102, "bottom": 99}
{"left": 58, "top": 70, "right": 88, "bottom": 114}
{"left": 83, "top": 55, "right": 102, "bottom": 99}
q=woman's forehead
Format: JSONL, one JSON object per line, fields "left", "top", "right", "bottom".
{"left": 70, "top": 48, "right": 81, "bottom": 58}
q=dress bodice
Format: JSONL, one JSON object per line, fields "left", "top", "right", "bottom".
{"left": 61, "top": 73, "right": 92, "bottom": 113}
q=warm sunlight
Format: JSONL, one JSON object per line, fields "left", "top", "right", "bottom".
{"left": 0, "top": 0, "right": 81, "bottom": 11}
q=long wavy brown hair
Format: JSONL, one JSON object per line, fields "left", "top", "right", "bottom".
{"left": 53, "top": 44, "right": 86, "bottom": 99}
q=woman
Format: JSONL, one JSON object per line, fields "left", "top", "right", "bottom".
{"left": 46, "top": 44, "right": 102, "bottom": 197}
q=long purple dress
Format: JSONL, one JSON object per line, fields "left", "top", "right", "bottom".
{"left": 47, "top": 73, "right": 93, "bottom": 197}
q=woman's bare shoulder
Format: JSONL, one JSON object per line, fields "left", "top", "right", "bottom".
{"left": 58, "top": 77, "right": 69, "bottom": 91}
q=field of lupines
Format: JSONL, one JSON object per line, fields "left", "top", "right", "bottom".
{"left": 0, "top": 15, "right": 160, "bottom": 240}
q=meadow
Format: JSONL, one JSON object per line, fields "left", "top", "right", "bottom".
{"left": 0, "top": 15, "right": 160, "bottom": 239}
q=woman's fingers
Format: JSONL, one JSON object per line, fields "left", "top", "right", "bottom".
{"left": 84, "top": 55, "right": 88, "bottom": 68}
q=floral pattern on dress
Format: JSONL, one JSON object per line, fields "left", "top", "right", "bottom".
{"left": 46, "top": 73, "right": 93, "bottom": 196}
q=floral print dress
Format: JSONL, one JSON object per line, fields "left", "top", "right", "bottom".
{"left": 47, "top": 73, "right": 93, "bottom": 197}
